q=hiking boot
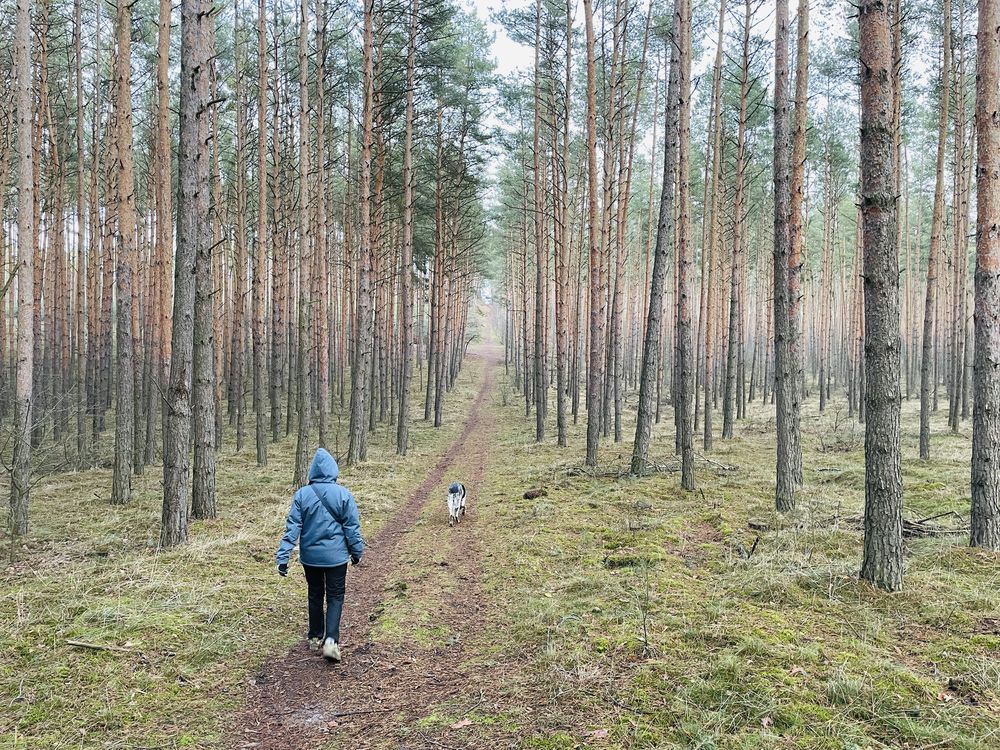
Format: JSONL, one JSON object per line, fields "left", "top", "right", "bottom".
{"left": 308, "top": 637, "right": 322, "bottom": 653}
{"left": 322, "top": 638, "right": 341, "bottom": 662}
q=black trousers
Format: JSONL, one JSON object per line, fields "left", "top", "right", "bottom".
{"left": 302, "top": 563, "right": 348, "bottom": 642}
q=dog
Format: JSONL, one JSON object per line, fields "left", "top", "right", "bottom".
{"left": 447, "top": 482, "right": 467, "bottom": 527}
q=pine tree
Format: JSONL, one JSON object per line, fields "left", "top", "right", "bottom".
{"left": 970, "top": 0, "right": 1000, "bottom": 550}
{"left": 859, "top": 0, "right": 903, "bottom": 591}
{"left": 163, "top": 0, "right": 214, "bottom": 546}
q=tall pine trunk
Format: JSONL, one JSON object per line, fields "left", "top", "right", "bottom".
{"left": 111, "top": 0, "right": 137, "bottom": 506}
{"left": 583, "top": 0, "right": 603, "bottom": 467}
{"left": 532, "top": 0, "right": 546, "bottom": 443}
{"left": 162, "top": 0, "right": 213, "bottom": 546}
{"left": 396, "top": 0, "right": 419, "bottom": 455}
{"left": 919, "top": 0, "right": 951, "bottom": 460}
{"left": 786, "top": 0, "right": 808, "bottom": 485}
{"left": 253, "top": 0, "right": 268, "bottom": 466}
{"left": 722, "top": 0, "right": 751, "bottom": 441}
{"left": 970, "top": 0, "right": 1000, "bottom": 550}
{"left": 232, "top": 0, "right": 248, "bottom": 454}
{"left": 153, "top": 0, "right": 173, "bottom": 467}
{"left": 10, "top": 0, "right": 34, "bottom": 538}
{"left": 631, "top": 28, "right": 680, "bottom": 475}
{"left": 676, "top": 0, "right": 695, "bottom": 490}
{"left": 192, "top": 16, "right": 220, "bottom": 519}
{"left": 859, "top": 0, "right": 903, "bottom": 591}
{"left": 773, "top": 0, "right": 795, "bottom": 511}
{"left": 348, "top": 0, "right": 376, "bottom": 464}
{"left": 292, "top": 0, "right": 312, "bottom": 485}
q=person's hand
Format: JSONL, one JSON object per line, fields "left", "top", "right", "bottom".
{"left": 277, "top": 562, "right": 288, "bottom": 577}
{"left": 350, "top": 554, "right": 361, "bottom": 566}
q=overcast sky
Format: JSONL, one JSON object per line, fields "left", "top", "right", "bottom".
{"left": 468, "top": 0, "right": 535, "bottom": 75}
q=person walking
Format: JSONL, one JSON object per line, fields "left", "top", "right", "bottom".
{"left": 275, "top": 447, "right": 365, "bottom": 662}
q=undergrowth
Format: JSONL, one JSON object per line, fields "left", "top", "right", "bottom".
{"left": 0, "top": 360, "right": 483, "bottom": 749}
{"left": 474, "top": 376, "right": 1000, "bottom": 750}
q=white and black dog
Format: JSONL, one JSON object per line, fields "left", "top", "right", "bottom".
{"left": 447, "top": 482, "right": 467, "bottom": 527}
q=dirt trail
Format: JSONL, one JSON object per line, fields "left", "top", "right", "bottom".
{"left": 235, "top": 346, "right": 506, "bottom": 750}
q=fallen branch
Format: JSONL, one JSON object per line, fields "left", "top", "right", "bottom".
{"left": 694, "top": 453, "right": 738, "bottom": 472}
{"left": 902, "top": 518, "right": 968, "bottom": 538}
{"left": 915, "top": 511, "right": 966, "bottom": 525}
{"left": 844, "top": 515, "right": 968, "bottom": 538}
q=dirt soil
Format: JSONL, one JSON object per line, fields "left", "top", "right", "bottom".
{"left": 234, "top": 347, "right": 519, "bottom": 750}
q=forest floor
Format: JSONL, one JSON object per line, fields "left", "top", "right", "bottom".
{"left": 3, "top": 341, "right": 1000, "bottom": 750}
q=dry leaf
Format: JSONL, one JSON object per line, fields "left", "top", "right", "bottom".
{"left": 588, "top": 729, "right": 609, "bottom": 739}
{"left": 937, "top": 692, "right": 954, "bottom": 702}
{"left": 450, "top": 718, "right": 473, "bottom": 730}
{"left": 789, "top": 666, "right": 807, "bottom": 677}
{"left": 761, "top": 716, "right": 774, "bottom": 728}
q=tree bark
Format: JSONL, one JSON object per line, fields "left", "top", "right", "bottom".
{"left": 632, "top": 26, "right": 679, "bottom": 475}
{"left": 232, "top": 0, "right": 248, "bottom": 454}
{"left": 786, "top": 0, "right": 808, "bottom": 484}
{"left": 10, "top": 0, "right": 34, "bottom": 537}
{"left": 584, "top": 0, "right": 604, "bottom": 467}
{"left": 773, "top": 0, "right": 795, "bottom": 511}
{"left": 348, "top": 0, "right": 376, "bottom": 464}
{"left": 192, "top": 18, "right": 220, "bottom": 520}
{"left": 722, "top": 0, "right": 751, "bottom": 441}
{"left": 253, "top": 0, "right": 268, "bottom": 466}
{"left": 971, "top": 0, "right": 1000, "bottom": 550}
{"left": 701, "top": 0, "right": 726, "bottom": 452}
{"left": 397, "top": 0, "right": 419, "bottom": 455}
{"left": 676, "top": 0, "right": 695, "bottom": 490}
{"left": 533, "top": 0, "right": 546, "bottom": 443}
{"left": 859, "top": 0, "right": 903, "bottom": 591}
{"left": 111, "top": 0, "right": 137, "bottom": 506}
{"left": 919, "top": 0, "right": 951, "bottom": 460}
{"left": 292, "top": 0, "right": 312, "bottom": 485}
{"left": 162, "top": 0, "right": 213, "bottom": 546}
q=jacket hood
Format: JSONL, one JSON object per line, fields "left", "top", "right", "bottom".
{"left": 308, "top": 448, "right": 340, "bottom": 483}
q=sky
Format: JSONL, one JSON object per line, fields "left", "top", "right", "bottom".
{"left": 468, "top": 0, "right": 545, "bottom": 76}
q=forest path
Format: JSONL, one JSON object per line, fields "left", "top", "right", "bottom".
{"left": 235, "top": 345, "right": 509, "bottom": 750}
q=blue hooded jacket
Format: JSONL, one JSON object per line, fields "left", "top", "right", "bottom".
{"left": 275, "top": 448, "right": 365, "bottom": 567}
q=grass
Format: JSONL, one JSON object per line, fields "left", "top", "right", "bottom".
{"left": 469, "top": 375, "right": 1000, "bottom": 749}
{"left": 0, "top": 360, "right": 484, "bottom": 750}
{"left": 4, "top": 341, "right": 999, "bottom": 750}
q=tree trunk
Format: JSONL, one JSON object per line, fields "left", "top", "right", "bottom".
{"left": 397, "top": 0, "right": 419, "bottom": 455}
{"left": 9, "top": 0, "right": 34, "bottom": 538}
{"left": 632, "top": 26, "right": 679, "bottom": 475}
{"left": 971, "top": 0, "right": 1000, "bottom": 550}
{"left": 701, "top": 0, "right": 726, "bottom": 452}
{"left": 293, "top": 0, "right": 313, "bottom": 485}
{"left": 162, "top": 0, "right": 213, "bottom": 546}
{"left": 786, "top": 0, "right": 808, "bottom": 484}
{"left": 111, "top": 0, "right": 137, "bottom": 506}
{"left": 348, "top": 0, "right": 376, "bottom": 464}
{"left": 722, "top": 0, "right": 751, "bottom": 441}
{"left": 859, "top": 0, "right": 903, "bottom": 591}
{"left": 676, "top": 0, "right": 695, "bottom": 490}
{"left": 919, "top": 0, "right": 951, "bottom": 460}
{"left": 583, "top": 0, "right": 604, "bottom": 467}
{"left": 232, "top": 0, "right": 248, "bottom": 454}
{"left": 549, "top": 0, "right": 571, "bottom": 448}
{"left": 532, "top": 0, "right": 546, "bottom": 443}
{"left": 253, "top": 0, "right": 268, "bottom": 466}
{"left": 773, "top": 0, "right": 795, "bottom": 511}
